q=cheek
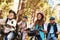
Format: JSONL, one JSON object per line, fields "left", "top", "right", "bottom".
{"left": 22, "top": 19, "right": 24, "bottom": 20}
{"left": 39, "top": 17, "right": 41, "bottom": 19}
{"left": 37, "top": 15, "right": 41, "bottom": 19}
{"left": 11, "top": 16, "right": 14, "bottom": 18}
{"left": 50, "top": 21, "right": 54, "bottom": 23}
{"left": 9, "top": 16, "right": 12, "bottom": 18}
{"left": 9, "top": 15, "right": 11, "bottom": 18}
{"left": 37, "top": 17, "right": 41, "bottom": 20}
{"left": 10, "top": 13, "right": 14, "bottom": 18}
{"left": 25, "top": 19, "right": 27, "bottom": 21}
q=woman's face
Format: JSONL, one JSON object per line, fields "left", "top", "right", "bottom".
{"left": 37, "top": 14, "right": 41, "bottom": 20}
{"left": 9, "top": 13, "right": 14, "bottom": 19}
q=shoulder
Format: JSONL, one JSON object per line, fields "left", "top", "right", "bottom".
{"left": 56, "top": 23, "right": 59, "bottom": 27}
{"left": 11, "top": 19, "right": 17, "bottom": 24}
{"left": 47, "top": 23, "right": 51, "bottom": 26}
{"left": 11, "top": 19, "right": 16, "bottom": 22}
{"left": 12, "top": 19, "right": 16, "bottom": 21}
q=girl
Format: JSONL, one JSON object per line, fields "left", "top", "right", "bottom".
{"left": 4, "top": 10, "right": 17, "bottom": 40}
{"left": 34, "top": 13, "right": 46, "bottom": 40}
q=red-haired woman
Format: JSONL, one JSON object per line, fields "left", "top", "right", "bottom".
{"left": 34, "top": 13, "right": 46, "bottom": 40}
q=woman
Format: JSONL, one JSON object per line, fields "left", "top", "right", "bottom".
{"left": 34, "top": 13, "right": 46, "bottom": 40}
{"left": 4, "top": 10, "right": 17, "bottom": 40}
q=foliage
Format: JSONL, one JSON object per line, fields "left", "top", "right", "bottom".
{"left": 20, "top": 0, "right": 52, "bottom": 23}
{"left": 0, "top": 0, "right": 13, "bottom": 18}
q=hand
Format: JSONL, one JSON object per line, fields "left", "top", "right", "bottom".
{"left": 56, "top": 32, "right": 59, "bottom": 34}
{"left": 42, "top": 30, "right": 47, "bottom": 34}
{"left": 42, "top": 30, "right": 46, "bottom": 32}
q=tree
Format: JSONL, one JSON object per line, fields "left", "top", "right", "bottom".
{"left": 17, "top": 0, "right": 52, "bottom": 23}
{"left": 0, "top": 0, "right": 13, "bottom": 18}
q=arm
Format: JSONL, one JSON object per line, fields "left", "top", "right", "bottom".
{"left": 56, "top": 24, "right": 60, "bottom": 34}
{"left": 43, "top": 23, "right": 48, "bottom": 33}
{"left": 18, "top": 21, "right": 22, "bottom": 25}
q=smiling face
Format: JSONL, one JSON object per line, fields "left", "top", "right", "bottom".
{"left": 50, "top": 20, "right": 55, "bottom": 24}
{"left": 8, "top": 13, "right": 14, "bottom": 19}
{"left": 37, "top": 14, "right": 42, "bottom": 20}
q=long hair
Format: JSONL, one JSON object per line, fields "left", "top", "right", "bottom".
{"left": 34, "top": 13, "right": 44, "bottom": 26}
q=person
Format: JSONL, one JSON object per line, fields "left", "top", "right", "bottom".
{"left": 18, "top": 16, "right": 28, "bottom": 40}
{"left": 46, "top": 17, "right": 59, "bottom": 40}
{"left": 4, "top": 10, "right": 17, "bottom": 40}
{"left": 34, "top": 13, "right": 46, "bottom": 40}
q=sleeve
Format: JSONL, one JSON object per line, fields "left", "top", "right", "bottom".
{"left": 44, "top": 23, "right": 47, "bottom": 31}
{"left": 57, "top": 24, "right": 60, "bottom": 32}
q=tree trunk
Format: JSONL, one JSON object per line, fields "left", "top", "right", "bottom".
{"left": 17, "top": 0, "right": 26, "bottom": 22}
